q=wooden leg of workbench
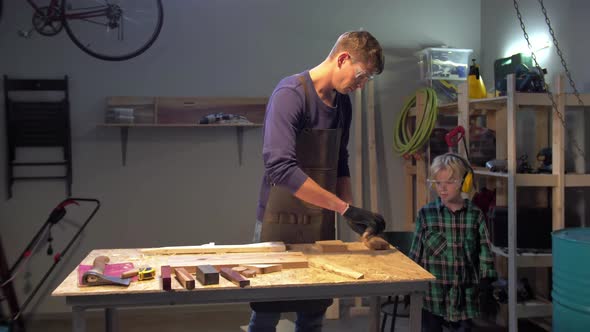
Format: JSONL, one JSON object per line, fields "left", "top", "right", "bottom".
{"left": 324, "top": 298, "right": 340, "bottom": 319}
{"left": 105, "top": 307, "right": 119, "bottom": 332}
{"left": 368, "top": 296, "right": 380, "bottom": 332}
{"left": 72, "top": 306, "right": 86, "bottom": 332}
{"left": 409, "top": 292, "right": 423, "bottom": 332}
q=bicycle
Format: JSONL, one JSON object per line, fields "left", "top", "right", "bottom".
{"left": 25, "top": 0, "right": 163, "bottom": 61}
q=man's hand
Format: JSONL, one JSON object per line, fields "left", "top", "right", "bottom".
{"left": 361, "top": 231, "right": 390, "bottom": 250}
{"left": 343, "top": 205, "right": 386, "bottom": 235}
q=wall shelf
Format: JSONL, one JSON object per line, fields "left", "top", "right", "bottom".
{"left": 491, "top": 245, "right": 552, "bottom": 268}
{"left": 99, "top": 96, "right": 267, "bottom": 166}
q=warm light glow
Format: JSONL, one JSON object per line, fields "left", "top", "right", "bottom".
{"left": 504, "top": 34, "right": 552, "bottom": 62}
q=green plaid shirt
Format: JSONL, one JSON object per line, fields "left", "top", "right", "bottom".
{"left": 409, "top": 197, "right": 496, "bottom": 322}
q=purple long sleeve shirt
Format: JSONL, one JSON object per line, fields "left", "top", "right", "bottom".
{"left": 257, "top": 70, "right": 352, "bottom": 221}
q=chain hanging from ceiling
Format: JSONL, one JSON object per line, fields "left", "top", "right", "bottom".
{"left": 513, "top": 0, "right": 586, "bottom": 161}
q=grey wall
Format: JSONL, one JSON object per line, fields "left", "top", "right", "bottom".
{"left": 0, "top": 0, "right": 481, "bottom": 315}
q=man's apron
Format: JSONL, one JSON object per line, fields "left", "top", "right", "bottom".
{"left": 252, "top": 75, "right": 342, "bottom": 313}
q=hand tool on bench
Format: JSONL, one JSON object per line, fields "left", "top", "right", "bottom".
{"left": 121, "top": 266, "right": 156, "bottom": 280}
{"left": 81, "top": 256, "right": 130, "bottom": 286}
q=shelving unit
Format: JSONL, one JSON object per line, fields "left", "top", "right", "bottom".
{"left": 403, "top": 73, "right": 590, "bottom": 331}
{"left": 98, "top": 96, "right": 267, "bottom": 165}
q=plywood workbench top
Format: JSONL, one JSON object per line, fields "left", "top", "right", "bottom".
{"left": 52, "top": 242, "right": 434, "bottom": 297}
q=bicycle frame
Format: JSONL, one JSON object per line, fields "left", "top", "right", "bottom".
{"left": 26, "top": 0, "right": 110, "bottom": 22}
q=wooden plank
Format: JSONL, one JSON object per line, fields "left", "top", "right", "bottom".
{"left": 565, "top": 174, "right": 590, "bottom": 187}
{"left": 515, "top": 174, "right": 557, "bottom": 187}
{"left": 405, "top": 160, "right": 415, "bottom": 230}
{"left": 495, "top": 105, "right": 508, "bottom": 206}
{"left": 156, "top": 97, "right": 267, "bottom": 125}
{"left": 106, "top": 96, "right": 155, "bottom": 106}
{"left": 232, "top": 266, "right": 256, "bottom": 278}
{"left": 515, "top": 93, "right": 552, "bottom": 106}
{"left": 469, "top": 96, "right": 508, "bottom": 110}
{"left": 367, "top": 80, "right": 378, "bottom": 214}
{"left": 415, "top": 91, "right": 427, "bottom": 209}
{"left": 195, "top": 265, "right": 219, "bottom": 285}
{"left": 315, "top": 240, "right": 348, "bottom": 252}
{"left": 161, "top": 265, "right": 171, "bottom": 291}
{"left": 507, "top": 74, "right": 518, "bottom": 332}
{"left": 351, "top": 86, "right": 364, "bottom": 315}
{"left": 458, "top": 82, "right": 470, "bottom": 157}
{"left": 534, "top": 109, "right": 550, "bottom": 206}
{"left": 552, "top": 75, "right": 565, "bottom": 231}
{"left": 140, "top": 242, "right": 286, "bottom": 255}
{"left": 243, "top": 264, "right": 282, "bottom": 274}
{"left": 409, "top": 292, "right": 423, "bottom": 332}
{"left": 564, "top": 93, "right": 590, "bottom": 106}
{"left": 485, "top": 111, "right": 499, "bottom": 191}
{"left": 173, "top": 267, "right": 195, "bottom": 290}
{"left": 106, "top": 96, "right": 156, "bottom": 124}
{"left": 353, "top": 88, "right": 363, "bottom": 210}
{"left": 309, "top": 258, "right": 364, "bottom": 280}
{"left": 219, "top": 267, "right": 250, "bottom": 287}
{"left": 168, "top": 252, "right": 308, "bottom": 274}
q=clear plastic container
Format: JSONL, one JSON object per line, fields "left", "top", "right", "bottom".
{"left": 417, "top": 47, "right": 473, "bottom": 81}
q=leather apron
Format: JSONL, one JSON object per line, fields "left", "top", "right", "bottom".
{"left": 252, "top": 75, "right": 342, "bottom": 313}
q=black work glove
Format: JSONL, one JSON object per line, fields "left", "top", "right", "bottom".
{"left": 343, "top": 205, "right": 386, "bottom": 235}
{"left": 478, "top": 277, "right": 498, "bottom": 317}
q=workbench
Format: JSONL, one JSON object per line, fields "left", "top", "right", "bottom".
{"left": 52, "top": 242, "right": 434, "bottom": 332}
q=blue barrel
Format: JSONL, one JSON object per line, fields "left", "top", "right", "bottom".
{"left": 552, "top": 228, "right": 590, "bottom": 331}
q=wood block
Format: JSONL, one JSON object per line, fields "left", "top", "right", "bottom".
{"left": 161, "top": 265, "right": 171, "bottom": 291}
{"left": 240, "top": 269, "right": 257, "bottom": 278}
{"left": 220, "top": 267, "right": 250, "bottom": 287}
{"left": 173, "top": 267, "right": 195, "bottom": 290}
{"left": 121, "top": 268, "right": 139, "bottom": 279}
{"left": 315, "top": 240, "right": 348, "bottom": 252}
{"left": 243, "top": 264, "right": 282, "bottom": 274}
{"left": 232, "top": 266, "right": 256, "bottom": 278}
{"left": 141, "top": 241, "right": 286, "bottom": 255}
{"left": 195, "top": 265, "right": 219, "bottom": 285}
{"left": 168, "top": 252, "right": 308, "bottom": 273}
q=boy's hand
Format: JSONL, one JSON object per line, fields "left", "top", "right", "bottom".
{"left": 361, "top": 231, "right": 390, "bottom": 250}
{"left": 343, "top": 205, "right": 386, "bottom": 235}
{"left": 479, "top": 278, "right": 498, "bottom": 317}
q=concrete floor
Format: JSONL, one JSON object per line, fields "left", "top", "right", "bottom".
{"left": 25, "top": 301, "right": 407, "bottom": 332}
{"left": 21, "top": 300, "right": 519, "bottom": 332}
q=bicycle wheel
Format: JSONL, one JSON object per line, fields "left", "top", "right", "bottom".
{"left": 62, "top": 0, "right": 163, "bottom": 61}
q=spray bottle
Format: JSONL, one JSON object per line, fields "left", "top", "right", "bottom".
{"left": 468, "top": 58, "right": 487, "bottom": 99}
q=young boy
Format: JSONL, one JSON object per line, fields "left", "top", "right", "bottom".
{"left": 409, "top": 153, "right": 496, "bottom": 332}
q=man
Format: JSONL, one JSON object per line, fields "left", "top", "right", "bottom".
{"left": 249, "top": 31, "right": 388, "bottom": 332}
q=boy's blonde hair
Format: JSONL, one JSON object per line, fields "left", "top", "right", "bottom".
{"left": 430, "top": 153, "right": 470, "bottom": 180}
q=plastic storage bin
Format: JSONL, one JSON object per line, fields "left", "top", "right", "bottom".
{"left": 417, "top": 48, "right": 473, "bottom": 81}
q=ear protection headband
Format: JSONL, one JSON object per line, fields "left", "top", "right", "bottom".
{"left": 448, "top": 153, "right": 474, "bottom": 193}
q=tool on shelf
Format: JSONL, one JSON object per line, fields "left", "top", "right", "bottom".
{"left": 468, "top": 58, "right": 487, "bottom": 99}
{"left": 199, "top": 113, "right": 252, "bottom": 125}
{"left": 444, "top": 125, "right": 470, "bottom": 160}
